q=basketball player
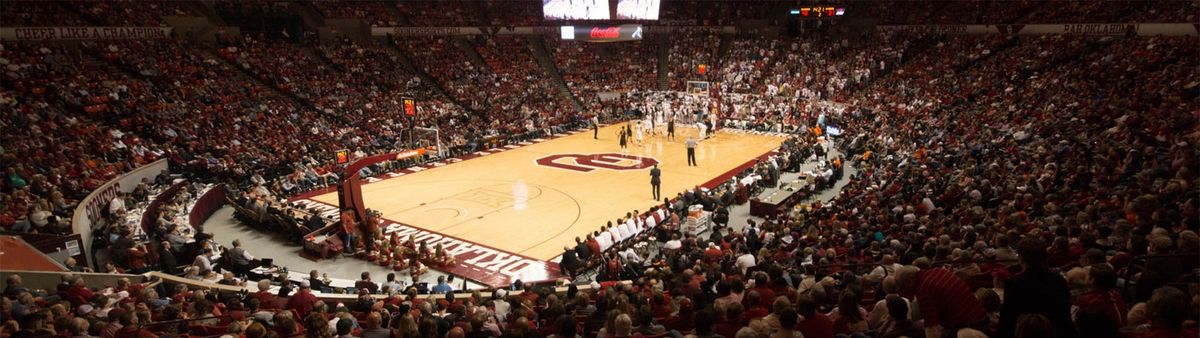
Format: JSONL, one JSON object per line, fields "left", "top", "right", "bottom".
{"left": 649, "top": 164, "right": 661, "bottom": 200}
{"left": 645, "top": 113, "right": 655, "bottom": 137}
{"left": 618, "top": 127, "right": 627, "bottom": 150}
{"left": 667, "top": 117, "right": 676, "bottom": 141}
{"left": 708, "top": 111, "right": 718, "bottom": 138}
{"left": 592, "top": 114, "right": 599, "bottom": 139}
{"left": 635, "top": 121, "right": 644, "bottom": 146}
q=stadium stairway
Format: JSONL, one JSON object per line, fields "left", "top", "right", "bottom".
{"left": 207, "top": 48, "right": 329, "bottom": 121}
{"left": 454, "top": 36, "right": 490, "bottom": 71}
{"left": 382, "top": 40, "right": 478, "bottom": 116}
{"left": 186, "top": 0, "right": 227, "bottom": 26}
{"left": 293, "top": 1, "right": 326, "bottom": 31}
{"left": 526, "top": 36, "right": 584, "bottom": 112}
{"left": 715, "top": 34, "right": 733, "bottom": 68}
{"left": 656, "top": 36, "right": 670, "bottom": 91}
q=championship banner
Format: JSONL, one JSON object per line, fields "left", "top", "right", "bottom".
{"left": 1, "top": 27, "right": 173, "bottom": 41}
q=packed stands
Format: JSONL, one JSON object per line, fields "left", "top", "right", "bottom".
{"left": 71, "top": 0, "right": 194, "bottom": 26}
{"left": 546, "top": 37, "right": 659, "bottom": 102}
{"left": 0, "top": 1, "right": 89, "bottom": 26}
{"left": 395, "top": 1, "right": 484, "bottom": 27}
{"left": 667, "top": 30, "right": 720, "bottom": 91}
{"left": 313, "top": 1, "right": 401, "bottom": 27}
{"left": 2, "top": 2, "right": 1198, "bottom": 338}
{"left": 480, "top": 0, "right": 542, "bottom": 27}
{"left": 467, "top": 35, "right": 575, "bottom": 129}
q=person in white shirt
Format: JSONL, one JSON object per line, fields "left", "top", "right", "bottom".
{"left": 663, "top": 234, "right": 682, "bottom": 251}
{"left": 619, "top": 218, "right": 635, "bottom": 239}
{"left": 492, "top": 289, "right": 511, "bottom": 320}
{"left": 595, "top": 228, "right": 613, "bottom": 252}
{"left": 734, "top": 248, "right": 756, "bottom": 275}
{"left": 867, "top": 255, "right": 902, "bottom": 282}
{"left": 193, "top": 248, "right": 214, "bottom": 275}
{"left": 608, "top": 223, "right": 624, "bottom": 244}
{"left": 620, "top": 247, "right": 643, "bottom": 267}
{"left": 108, "top": 192, "right": 127, "bottom": 216}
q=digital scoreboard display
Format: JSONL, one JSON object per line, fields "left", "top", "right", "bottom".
{"left": 560, "top": 24, "right": 643, "bottom": 42}
{"left": 544, "top": 0, "right": 661, "bottom": 20}
{"left": 615, "top": 0, "right": 661, "bottom": 20}
{"left": 543, "top": 0, "right": 611, "bottom": 20}
{"left": 790, "top": 6, "right": 846, "bottom": 17}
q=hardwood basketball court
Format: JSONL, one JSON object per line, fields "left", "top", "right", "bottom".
{"left": 297, "top": 123, "right": 784, "bottom": 285}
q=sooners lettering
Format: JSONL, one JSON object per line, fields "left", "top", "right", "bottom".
{"left": 589, "top": 27, "right": 622, "bottom": 39}
{"left": 535, "top": 153, "right": 659, "bottom": 172}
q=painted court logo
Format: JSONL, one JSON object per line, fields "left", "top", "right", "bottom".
{"left": 535, "top": 153, "right": 659, "bottom": 173}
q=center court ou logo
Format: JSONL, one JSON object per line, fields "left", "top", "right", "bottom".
{"left": 535, "top": 153, "right": 658, "bottom": 173}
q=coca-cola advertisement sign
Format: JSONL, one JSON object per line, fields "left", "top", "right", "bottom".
{"left": 589, "top": 27, "right": 622, "bottom": 39}
{"left": 562, "top": 24, "right": 643, "bottom": 42}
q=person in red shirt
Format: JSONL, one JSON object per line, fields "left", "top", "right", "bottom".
{"left": 66, "top": 277, "right": 96, "bottom": 307}
{"left": 254, "top": 280, "right": 279, "bottom": 309}
{"left": 897, "top": 266, "right": 987, "bottom": 338}
{"left": 703, "top": 242, "right": 723, "bottom": 264}
{"left": 341, "top": 209, "right": 359, "bottom": 253}
{"left": 586, "top": 234, "right": 601, "bottom": 257}
{"left": 127, "top": 245, "right": 148, "bottom": 273}
{"left": 1138, "top": 286, "right": 1197, "bottom": 338}
{"left": 749, "top": 272, "right": 776, "bottom": 308}
{"left": 714, "top": 302, "right": 744, "bottom": 338}
{"left": 662, "top": 299, "right": 695, "bottom": 332}
{"left": 1074, "top": 264, "right": 1126, "bottom": 327}
{"left": 288, "top": 281, "right": 319, "bottom": 319}
{"left": 112, "top": 311, "right": 156, "bottom": 338}
{"left": 795, "top": 296, "right": 834, "bottom": 338}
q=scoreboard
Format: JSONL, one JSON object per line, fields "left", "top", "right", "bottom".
{"left": 790, "top": 6, "right": 846, "bottom": 18}
{"left": 560, "top": 24, "right": 644, "bottom": 42}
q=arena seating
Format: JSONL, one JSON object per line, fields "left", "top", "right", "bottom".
{"left": 71, "top": 0, "right": 194, "bottom": 26}
{"left": 546, "top": 37, "right": 658, "bottom": 102}
{"left": 395, "top": 1, "right": 484, "bottom": 27}
{"left": 2, "top": 2, "right": 1198, "bottom": 338}
{"left": 667, "top": 30, "right": 719, "bottom": 91}
{"left": 313, "top": 1, "right": 401, "bottom": 27}
{"left": 0, "top": 1, "right": 88, "bottom": 26}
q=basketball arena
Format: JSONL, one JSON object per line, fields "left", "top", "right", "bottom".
{"left": 1, "top": 1, "right": 1198, "bottom": 338}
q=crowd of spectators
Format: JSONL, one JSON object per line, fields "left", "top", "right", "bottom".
{"left": 0, "top": 1, "right": 88, "bottom": 27}
{"left": 313, "top": 1, "right": 403, "bottom": 27}
{"left": 480, "top": 1, "right": 542, "bottom": 27}
{"left": 71, "top": 0, "right": 194, "bottom": 27}
{"left": 1020, "top": 0, "right": 1200, "bottom": 24}
{"left": 394, "top": 1, "right": 485, "bottom": 27}
{"left": 403, "top": 35, "right": 580, "bottom": 142}
{"left": 546, "top": 37, "right": 660, "bottom": 103}
{"left": 467, "top": 35, "right": 575, "bottom": 131}
{"left": 666, "top": 31, "right": 720, "bottom": 91}
{"left": 2, "top": 4, "right": 1198, "bottom": 338}
{"left": 856, "top": 0, "right": 1198, "bottom": 25}
{"left": 0, "top": 42, "right": 172, "bottom": 234}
